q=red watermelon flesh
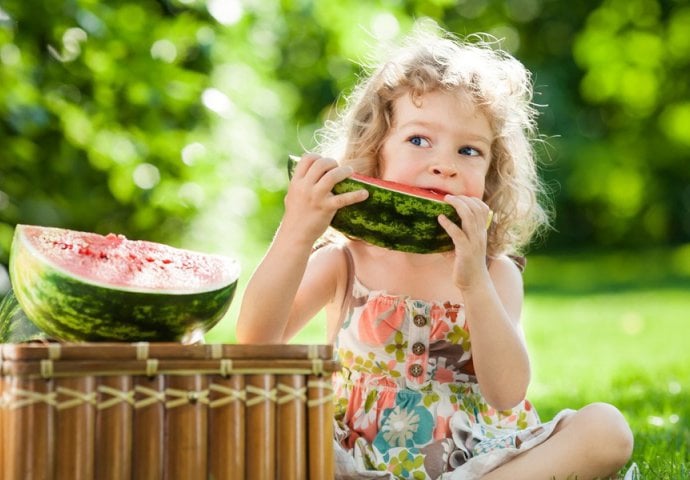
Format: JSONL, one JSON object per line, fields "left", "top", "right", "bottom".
{"left": 349, "top": 173, "right": 449, "bottom": 202}
{"left": 27, "top": 226, "right": 236, "bottom": 293}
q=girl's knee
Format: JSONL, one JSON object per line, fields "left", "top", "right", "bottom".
{"left": 578, "top": 402, "right": 634, "bottom": 466}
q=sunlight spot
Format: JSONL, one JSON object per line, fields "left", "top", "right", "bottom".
{"left": 181, "top": 142, "right": 206, "bottom": 166}
{"left": 505, "top": 0, "right": 542, "bottom": 23}
{"left": 647, "top": 415, "right": 664, "bottom": 427}
{"left": 619, "top": 311, "right": 643, "bottom": 335}
{"left": 668, "top": 381, "right": 681, "bottom": 395}
{"left": 371, "top": 13, "right": 399, "bottom": 41}
{"left": 150, "top": 39, "right": 177, "bottom": 63}
{"left": 178, "top": 182, "right": 205, "bottom": 208}
{"left": 457, "top": 0, "right": 489, "bottom": 19}
{"left": 225, "top": 186, "right": 258, "bottom": 217}
{"left": 0, "top": 43, "right": 20, "bottom": 66}
{"left": 196, "top": 26, "right": 215, "bottom": 46}
{"left": 207, "top": 0, "right": 243, "bottom": 26}
{"left": 133, "top": 163, "right": 160, "bottom": 190}
{"left": 488, "top": 25, "right": 520, "bottom": 53}
{"left": 201, "top": 88, "right": 235, "bottom": 118}
{"left": 669, "top": 414, "right": 680, "bottom": 425}
{"left": 61, "top": 27, "right": 88, "bottom": 62}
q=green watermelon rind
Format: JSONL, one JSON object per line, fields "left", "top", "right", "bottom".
{"left": 0, "top": 288, "right": 50, "bottom": 343}
{"left": 288, "top": 156, "right": 461, "bottom": 253}
{"left": 9, "top": 225, "right": 239, "bottom": 342}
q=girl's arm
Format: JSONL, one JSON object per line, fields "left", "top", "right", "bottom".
{"left": 439, "top": 196, "right": 530, "bottom": 410}
{"left": 235, "top": 154, "right": 368, "bottom": 344}
{"left": 460, "top": 256, "right": 530, "bottom": 410}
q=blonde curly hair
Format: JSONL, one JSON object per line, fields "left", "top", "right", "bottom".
{"left": 315, "top": 21, "right": 551, "bottom": 256}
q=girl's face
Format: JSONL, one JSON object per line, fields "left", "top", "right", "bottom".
{"left": 379, "top": 89, "right": 493, "bottom": 199}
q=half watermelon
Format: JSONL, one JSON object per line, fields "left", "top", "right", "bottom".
{"left": 288, "top": 155, "right": 461, "bottom": 253}
{"left": 9, "top": 225, "right": 240, "bottom": 342}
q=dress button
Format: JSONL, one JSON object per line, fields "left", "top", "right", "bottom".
{"left": 413, "top": 314, "right": 427, "bottom": 327}
{"left": 409, "top": 364, "right": 423, "bottom": 377}
{"left": 412, "top": 342, "right": 426, "bottom": 356}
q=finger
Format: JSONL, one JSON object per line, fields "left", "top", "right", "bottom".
{"left": 319, "top": 164, "right": 355, "bottom": 187}
{"left": 293, "top": 152, "right": 320, "bottom": 178}
{"left": 445, "top": 195, "right": 490, "bottom": 231}
{"left": 294, "top": 153, "right": 339, "bottom": 184}
{"left": 304, "top": 156, "right": 340, "bottom": 184}
{"left": 328, "top": 189, "right": 369, "bottom": 209}
{"left": 438, "top": 214, "right": 466, "bottom": 242}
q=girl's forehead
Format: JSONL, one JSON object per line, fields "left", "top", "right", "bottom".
{"left": 393, "top": 89, "right": 491, "bottom": 124}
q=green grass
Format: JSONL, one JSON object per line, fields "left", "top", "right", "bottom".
{"left": 207, "top": 246, "right": 690, "bottom": 478}
{"left": 522, "top": 250, "right": 690, "bottom": 479}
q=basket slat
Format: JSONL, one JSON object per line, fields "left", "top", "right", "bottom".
{"left": 308, "top": 374, "right": 335, "bottom": 479}
{"left": 3, "top": 376, "right": 55, "bottom": 480}
{"left": 245, "top": 373, "right": 276, "bottom": 479}
{"left": 277, "top": 374, "right": 307, "bottom": 479}
{"left": 164, "top": 374, "right": 209, "bottom": 480}
{"left": 132, "top": 375, "right": 165, "bottom": 480}
{"left": 55, "top": 376, "right": 96, "bottom": 480}
{"left": 95, "top": 375, "right": 133, "bottom": 480}
{"left": 208, "top": 374, "right": 245, "bottom": 480}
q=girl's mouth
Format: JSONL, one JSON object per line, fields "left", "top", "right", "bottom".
{"left": 422, "top": 187, "right": 452, "bottom": 197}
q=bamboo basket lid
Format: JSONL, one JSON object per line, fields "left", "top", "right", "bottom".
{"left": 0, "top": 343, "right": 337, "bottom": 380}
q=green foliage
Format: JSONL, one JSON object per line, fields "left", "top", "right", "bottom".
{"left": 0, "top": 0, "right": 220, "bottom": 261}
{"left": 1, "top": 0, "right": 689, "bottom": 265}
{"left": 560, "top": 0, "right": 690, "bottom": 248}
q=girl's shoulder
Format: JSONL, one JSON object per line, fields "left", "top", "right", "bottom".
{"left": 487, "top": 254, "right": 526, "bottom": 310}
{"left": 489, "top": 253, "right": 526, "bottom": 273}
{"left": 308, "top": 236, "right": 352, "bottom": 289}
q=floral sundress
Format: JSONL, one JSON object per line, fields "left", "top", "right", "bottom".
{"left": 332, "top": 251, "right": 572, "bottom": 479}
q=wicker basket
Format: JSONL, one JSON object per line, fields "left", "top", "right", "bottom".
{"left": 0, "top": 342, "right": 337, "bottom": 480}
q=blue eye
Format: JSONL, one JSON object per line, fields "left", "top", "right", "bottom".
{"left": 459, "top": 146, "right": 480, "bottom": 156}
{"left": 409, "top": 136, "right": 430, "bottom": 147}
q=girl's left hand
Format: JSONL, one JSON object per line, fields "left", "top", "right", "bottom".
{"left": 438, "top": 195, "right": 493, "bottom": 290}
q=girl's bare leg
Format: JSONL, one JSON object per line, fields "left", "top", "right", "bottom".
{"left": 482, "top": 402, "right": 633, "bottom": 480}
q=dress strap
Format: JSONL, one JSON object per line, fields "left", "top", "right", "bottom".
{"left": 336, "top": 245, "right": 356, "bottom": 333}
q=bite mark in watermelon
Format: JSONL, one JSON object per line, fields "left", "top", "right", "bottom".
{"left": 288, "top": 155, "right": 461, "bottom": 253}
{"left": 9, "top": 225, "right": 240, "bottom": 342}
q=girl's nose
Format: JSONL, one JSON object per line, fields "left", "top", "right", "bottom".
{"left": 430, "top": 161, "right": 457, "bottom": 177}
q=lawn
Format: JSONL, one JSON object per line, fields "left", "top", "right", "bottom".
{"left": 523, "top": 250, "right": 690, "bottom": 479}
{"left": 207, "top": 246, "right": 690, "bottom": 478}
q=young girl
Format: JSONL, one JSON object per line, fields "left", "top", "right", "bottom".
{"left": 236, "top": 23, "right": 634, "bottom": 480}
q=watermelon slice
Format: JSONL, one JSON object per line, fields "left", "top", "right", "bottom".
{"left": 288, "top": 155, "right": 461, "bottom": 253}
{"left": 8, "top": 225, "right": 240, "bottom": 342}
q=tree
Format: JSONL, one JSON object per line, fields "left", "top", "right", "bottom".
{"left": 1, "top": 0, "right": 688, "bottom": 272}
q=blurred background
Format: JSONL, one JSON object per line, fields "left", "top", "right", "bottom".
{"left": 1, "top": 1, "right": 689, "bottom": 473}
{"left": 1, "top": 0, "right": 689, "bottom": 334}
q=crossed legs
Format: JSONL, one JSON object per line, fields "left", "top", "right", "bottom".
{"left": 482, "top": 402, "right": 634, "bottom": 480}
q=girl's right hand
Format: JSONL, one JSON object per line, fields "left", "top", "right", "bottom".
{"left": 282, "top": 153, "right": 368, "bottom": 244}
